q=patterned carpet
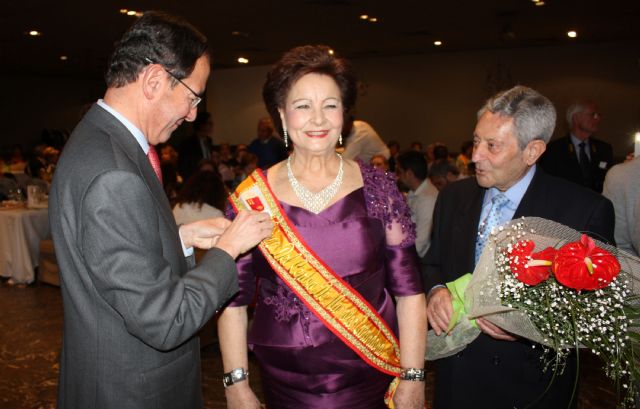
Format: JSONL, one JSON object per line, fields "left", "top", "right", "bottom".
{"left": 0, "top": 281, "right": 618, "bottom": 409}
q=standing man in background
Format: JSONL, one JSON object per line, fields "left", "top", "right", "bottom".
{"left": 396, "top": 150, "right": 438, "bottom": 258}
{"left": 540, "top": 100, "right": 613, "bottom": 192}
{"left": 178, "top": 111, "right": 215, "bottom": 181}
{"left": 49, "top": 11, "right": 273, "bottom": 409}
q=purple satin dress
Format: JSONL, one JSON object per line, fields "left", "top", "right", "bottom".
{"left": 230, "top": 163, "right": 422, "bottom": 409}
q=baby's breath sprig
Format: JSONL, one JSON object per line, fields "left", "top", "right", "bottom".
{"left": 495, "top": 221, "right": 639, "bottom": 408}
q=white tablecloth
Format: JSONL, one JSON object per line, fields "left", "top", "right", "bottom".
{"left": 0, "top": 206, "right": 49, "bottom": 283}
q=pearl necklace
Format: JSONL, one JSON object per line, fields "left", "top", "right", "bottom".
{"left": 287, "top": 154, "right": 344, "bottom": 214}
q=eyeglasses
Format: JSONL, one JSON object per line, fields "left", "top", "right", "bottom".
{"left": 144, "top": 57, "right": 202, "bottom": 108}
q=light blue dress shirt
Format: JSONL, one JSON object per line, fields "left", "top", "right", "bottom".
{"left": 477, "top": 164, "right": 537, "bottom": 232}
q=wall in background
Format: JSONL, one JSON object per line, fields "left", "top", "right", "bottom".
{"left": 0, "top": 76, "right": 103, "bottom": 154}
{"left": 210, "top": 41, "right": 640, "bottom": 160}
{"left": 2, "top": 41, "right": 638, "bottom": 161}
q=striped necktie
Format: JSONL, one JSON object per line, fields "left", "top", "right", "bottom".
{"left": 475, "top": 193, "right": 509, "bottom": 263}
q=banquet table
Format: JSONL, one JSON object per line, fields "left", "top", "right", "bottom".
{"left": 0, "top": 204, "right": 49, "bottom": 284}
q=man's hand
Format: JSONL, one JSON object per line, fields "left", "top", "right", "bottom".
{"left": 179, "top": 217, "right": 233, "bottom": 249}
{"left": 426, "top": 287, "right": 453, "bottom": 336}
{"left": 215, "top": 211, "right": 274, "bottom": 259}
{"left": 476, "top": 317, "right": 517, "bottom": 341}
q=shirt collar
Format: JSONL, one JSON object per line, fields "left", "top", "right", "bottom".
{"left": 570, "top": 133, "right": 588, "bottom": 149}
{"left": 97, "top": 99, "right": 149, "bottom": 154}
{"left": 412, "top": 178, "right": 434, "bottom": 196}
{"left": 485, "top": 164, "right": 536, "bottom": 209}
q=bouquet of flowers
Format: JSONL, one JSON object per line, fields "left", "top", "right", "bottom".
{"left": 427, "top": 217, "right": 640, "bottom": 408}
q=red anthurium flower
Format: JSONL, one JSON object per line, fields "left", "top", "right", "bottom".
{"left": 553, "top": 234, "right": 621, "bottom": 290}
{"left": 508, "top": 240, "right": 556, "bottom": 286}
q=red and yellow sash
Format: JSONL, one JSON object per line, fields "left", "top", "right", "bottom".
{"left": 230, "top": 169, "right": 401, "bottom": 407}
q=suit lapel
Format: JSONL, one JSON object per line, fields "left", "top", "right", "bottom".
{"left": 91, "top": 106, "right": 179, "bottom": 237}
{"left": 458, "top": 183, "right": 485, "bottom": 269}
{"left": 513, "top": 167, "right": 545, "bottom": 218}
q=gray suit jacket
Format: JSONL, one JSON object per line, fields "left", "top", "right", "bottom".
{"left": 50, "top": 104, "right": 239, "bottom": 409}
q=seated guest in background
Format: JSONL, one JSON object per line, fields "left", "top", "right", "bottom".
{"left": 342, "top": 115, "right": 390, "bottom": 163}
{"left": 411, "top": 141, "right": 423, "bottom": 153}
{"left": 159, "top": 143, "right": 183, "bottom": 203}
{"left": 210, "top": 148, "right": 236, "bottom": 188}
{"left": 370, "top": 153, "right": 389, "bottom": 171}
{"left": 425, "top": 142, "right": 447, "bottom": 172}
{"left": 455, "top": 140, "right": 474, "bottom": 175}
{"left": 26, "top": 144, "right": 48, "bottom": 179}
{"left": 161, "top": 161, "right": 180, "bottom": 204}
{"left": 603, "top": 156, "right": 640, "bottom": 257}
{"left": 387, "top": 140, "right": 400, "bottom": 172}
{"left": 396, "top": 150, "right": 438, "bottom": 258}
{"left": 424, "top": 85, "right": 614, "bottom": 409}
{"left": 178, "top": 111, "right": 215, "bottom": 181}
{"left": 432, "top": 143, "right": 449, "bottom": 165}
{"left": 232, "top": 152, "right": 258, "bottom": 189}
{"left": 247, "top": 117, "right": 288, "bottom": 169}
{"left": 539, "top": 100, "right": 613, "bottom": 192}
{"left": 9, "top": 145, "right": 27, "bottom": 172}
{"left": 0, "top": 172, "right": 19, "bottom": 201}
{"left": 173, "top": 169, "right": 228, "bottom": 225}
{"left": 428, "top": 161, "right": 462, "bottom": 191}
{"left": 218, "top": 44, "right": 426, "bottom": 409}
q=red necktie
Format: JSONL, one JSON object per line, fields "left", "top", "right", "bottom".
{"left": 147, "top": 145, "right": 163, "bottom": 184}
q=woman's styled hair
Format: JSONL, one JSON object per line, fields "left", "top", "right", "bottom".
{"left": 262, "top": 45, "right": 358, "bottom": 136}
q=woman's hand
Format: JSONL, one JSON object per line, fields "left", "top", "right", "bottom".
{"left": 225, "top": 382, "right": 261, "bottom": 409}
{"left": 392, "top": 379, "right": 425, "bottom": 409}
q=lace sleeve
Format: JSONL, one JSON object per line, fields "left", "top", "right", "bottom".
{"left": 361, "top": 162, "right": 416, "bottom": 248}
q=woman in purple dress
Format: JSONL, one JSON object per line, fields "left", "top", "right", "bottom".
{"left": 218, "top": 45, "right": 427, "bottom": 409}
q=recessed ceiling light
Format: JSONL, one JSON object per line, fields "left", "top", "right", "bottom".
{"left": 237, "top": 57, "right": 249, "bottom": 64}
{"left": 28, "top": 30, "right": 42, "bottom": 37}
{"left": 535, "top": 1, "right": 545, "bottom": 6}
{"left": 60, "top": 55, "right": 68, "bottom": 61}
{"left": 567, "top": 30, "right": 577, "bottom": 38}
{"left": 434, "top": 40, "right": 443, "bottom": 46}
{"left": 328, "top": 49, "right": 335, "bottom": 55}
{"left": 359, "top": 14, "right": 369, "bottom": 20}
{"left": 368, "top": 17, "right": 378, "bottom": 23}
{"left": 120, "top": 9, "right": 142, "bottom": 16}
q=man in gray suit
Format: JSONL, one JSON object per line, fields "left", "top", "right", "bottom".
{"left": 49, "top": 12, "right": 273, "bottom": 409}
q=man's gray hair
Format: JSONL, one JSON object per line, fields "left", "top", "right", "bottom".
{"left": 478, "top": 85, "right": 556, "bottom": 149}
{"left": 565, "top": 101, "right": 589, "bottom": 127}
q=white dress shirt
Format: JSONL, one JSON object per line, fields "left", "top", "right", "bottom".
{"left": 407, "top": 178, "right": 439, "bottom": 257}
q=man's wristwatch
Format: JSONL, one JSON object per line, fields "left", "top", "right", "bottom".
{"left": 399, "top": 368, "right": 426, "bottom": 382}
{"left": 222, "top": 367, "right": 249, "bottom": 388}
